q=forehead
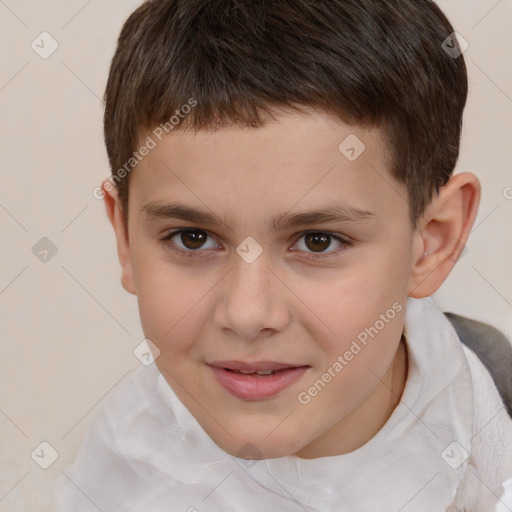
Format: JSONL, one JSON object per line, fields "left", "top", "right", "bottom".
{"left": 129, "top": 110, "right": 408, "bottom": 231}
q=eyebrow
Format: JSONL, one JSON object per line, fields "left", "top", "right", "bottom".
{"left": 140, "top": 201, "right": 378, "bottom": 233}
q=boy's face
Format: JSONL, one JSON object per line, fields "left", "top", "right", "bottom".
{"left": 114, "top": 109, "right": 420, "bottom": 459}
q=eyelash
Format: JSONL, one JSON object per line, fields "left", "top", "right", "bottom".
{"left": 158, "top": 229, "right": 352, "bottom": 261}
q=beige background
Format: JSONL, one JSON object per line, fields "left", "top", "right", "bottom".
{"left": 0, "top": 1, "right": 511, "bottom": 510}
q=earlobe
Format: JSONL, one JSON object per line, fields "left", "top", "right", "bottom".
{"left": 102, "top": 179, "right": 137, "bottom": 295}
{"left": 408, "top": 172, "right": 481, "bottom": 298}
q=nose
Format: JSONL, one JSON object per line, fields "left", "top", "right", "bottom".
{"left": 213, "top": 253, "right": 291, "bottom": 341}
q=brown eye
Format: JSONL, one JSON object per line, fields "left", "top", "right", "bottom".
{"left": 303, "top": 232, "right": 332, "bottom": 252}
{"left": 291, "top": 231, "right": 350, "bottom": 260}
{"left": 160, "top": 229, "right": 219, "bottom": 255}
{"left": 179, "top": 230, "right": 208, "bottom": 250}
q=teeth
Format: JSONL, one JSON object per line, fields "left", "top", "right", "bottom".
{"left": 236, "top": 369, "right": 275, "bottom": 375}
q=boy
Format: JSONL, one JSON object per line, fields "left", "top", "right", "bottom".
{"left": 55, "top": 0, "right": 512, "bottom": 510}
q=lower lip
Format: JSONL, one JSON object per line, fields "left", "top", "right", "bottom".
{"left": 208, "top": 365, "right": 309, "bottom": 401}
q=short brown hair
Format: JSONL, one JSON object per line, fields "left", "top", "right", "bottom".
{"left": 103, "top": 0, "right": 468, "bottom": 226}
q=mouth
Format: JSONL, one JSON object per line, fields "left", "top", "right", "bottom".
{"left": 209, "top": 360, "right": 308, "bottom": 373}
{"left": 207, "top": 361, "right": 311, "bottom": 400}
{"left": 224, "top": 368, "right": 292, "bottom": 376}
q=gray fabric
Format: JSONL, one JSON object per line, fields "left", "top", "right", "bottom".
{"left": 445, "top": 312, "right": 512, "bottom": 419}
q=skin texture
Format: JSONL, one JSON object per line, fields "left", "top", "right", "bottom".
{"left": 103, "top": 109, "right": 480, "bottom": 460}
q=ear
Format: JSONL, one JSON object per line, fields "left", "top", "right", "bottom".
{"left": 408, "top": 172, "right": 481, "bottom": 298}
{"left": 102, "top": 179, "right": 137, "bottom": 295}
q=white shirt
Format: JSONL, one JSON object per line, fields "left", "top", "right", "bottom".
{"left": 54, "top": 297, "right": 512, "bottom": 511}
{"left": 496, "top": 478, "right": 512, "bottom": 512}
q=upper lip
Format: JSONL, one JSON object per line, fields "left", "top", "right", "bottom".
{"left": 208, "top": 360, "right": 309, "bottom": 372}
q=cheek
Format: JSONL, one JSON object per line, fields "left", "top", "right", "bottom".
{"left": 294, "top": 256, "right": 407, "bottom": 351}
{"left": 132, "top": 251, "right": 198, "bottom": 342}
{"left": 291, "top": 243, "right": 409, "bottom": 398}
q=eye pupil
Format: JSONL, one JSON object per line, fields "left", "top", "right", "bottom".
{"left": 181, "top": 230, "right": 207, "bottom": 249}
{"left": 305, "top": 233, "right": 330, "bottom": 252}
